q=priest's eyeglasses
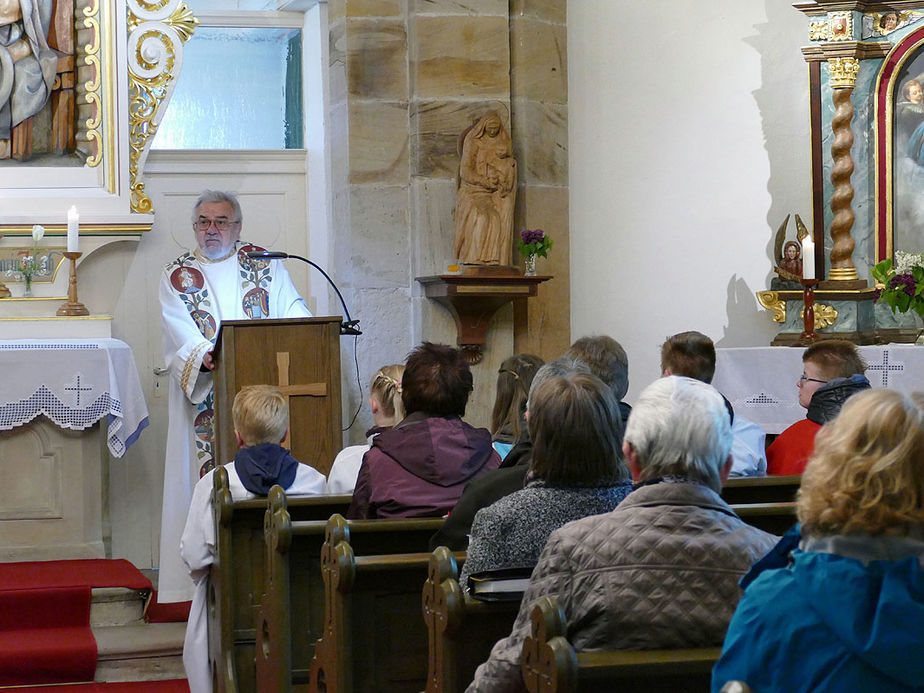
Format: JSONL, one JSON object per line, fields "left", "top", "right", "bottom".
{"left": 195, "top": 217, "right": 239, "bottom": 231}
{"left": 799, "top": 374, "right": 828, "bottom": 385}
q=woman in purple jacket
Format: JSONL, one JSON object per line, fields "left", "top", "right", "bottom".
{"left": 347, "top": 342, "right": 501, "bottom": 519}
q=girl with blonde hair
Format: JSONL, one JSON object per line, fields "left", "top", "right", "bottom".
{"left": 326, "top": 364, "right": 405, "bottom": 494}
{"left": 713, "top": 388, "right": 924, "bottom": 692}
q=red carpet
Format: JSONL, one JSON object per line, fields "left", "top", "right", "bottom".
{"left": 1, "top": 679, "right": 190, "bottom": 692}
{"left": 0, "top": 559, "right": 152, "bottom": 591}
{"left": 144, "top": 590, "right": 191, "bottom": 624}
{"left": 0, "top": 559, "right": 155, "bottom": 687}
{"left": 0, "top": 586, "right": 96, "bottom": 685}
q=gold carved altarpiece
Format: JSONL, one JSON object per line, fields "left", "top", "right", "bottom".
{"left": 0, "top": 0, "right": 196, "bottom": 309}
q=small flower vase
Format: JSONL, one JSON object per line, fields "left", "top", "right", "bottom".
{"left": 524, "top": 254, "right": 537, "bottom": 276}
{"left": 23, "top": 275, "right": 33, "bottom": 298}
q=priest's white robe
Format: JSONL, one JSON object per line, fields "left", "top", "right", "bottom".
{"left": 158, "top": 244, "right": 311, "bottom": 603}
{"left": 179, "top": 461, "right": 326, "bottom": 693}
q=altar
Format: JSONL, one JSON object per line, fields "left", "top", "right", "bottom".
{"left": 713, "top": 345, "right": 924, "bottom": 434}
{"left": 0, "top": 339, "right": 148, "bottom": 561}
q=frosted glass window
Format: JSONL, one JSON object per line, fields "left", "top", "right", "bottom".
{"left": 153, "top": 27, "right": 303, "bottom": 149}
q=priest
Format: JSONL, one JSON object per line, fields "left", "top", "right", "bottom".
{"left": 157, "top": 190, "right": 311, "bottom": 603}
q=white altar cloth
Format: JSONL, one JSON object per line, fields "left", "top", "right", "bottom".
{"left": 0, "top": 339, "right": 149, "bottom": 457}
{"left": 713, "top": 345, "right": 924, "bottom": 434}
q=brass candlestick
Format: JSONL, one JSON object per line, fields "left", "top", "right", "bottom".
{"left": 800, "top": 278, "right": 819, "bottom": 344}
{"left": 56, "top": 251, "right": 89, "bottom": 316}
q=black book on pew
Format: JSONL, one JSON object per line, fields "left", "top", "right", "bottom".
{"left": 467, "top": 566, "right": 534, "bottom": 602}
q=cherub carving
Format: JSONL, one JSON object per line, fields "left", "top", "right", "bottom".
{"left": 770, "top": 214, "right": 810, "bottom": 289}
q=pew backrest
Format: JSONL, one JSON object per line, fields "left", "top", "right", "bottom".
{"left": 305, "top": 515, "right": 461, "bottom": 693}
{"left": 520, "top": 597, "right": 721, "bottom": 693}
{"left": 721, "top": 475, "right": 800, "bottom": 505}
{"left": 208, "top": 470, "right": 350, "bottom": 693}
{"left": 731, "top": 501, "right": 797, "bottom": 535}
{"left": 421, "top": 546, "right": 520, "bottom": 693}
{"left": 255, "top": 511, "right": 447, "bottom": 693}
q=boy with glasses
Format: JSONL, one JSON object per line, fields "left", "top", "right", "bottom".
{"left": 766, "top": 340, "right": 869, "bottom": 475}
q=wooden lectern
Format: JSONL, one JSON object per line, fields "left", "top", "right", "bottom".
{"left": 212, "top": 317, "right": 342, "bottom": 476}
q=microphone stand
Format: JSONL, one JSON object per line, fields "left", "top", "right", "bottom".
{"left": 246, "top": 251, "right": 361, "bottom": 335}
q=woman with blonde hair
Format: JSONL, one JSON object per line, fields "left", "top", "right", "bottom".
{"left": 712, "top": 388, "right": 924, "bottom": 692}
{"left": 326, "top": 364, "right": 404, "bottom": 494}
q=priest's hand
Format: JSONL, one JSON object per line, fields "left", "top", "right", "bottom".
{"left": 201, "top": 351, "right": 216, "bottom": 371}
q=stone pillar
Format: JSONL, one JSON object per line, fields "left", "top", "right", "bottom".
{"left": 409, "top": 1, "right": 516, "bottom": 426}
{"left": 327, "top": 1, "right": 505, "bottom": 432}
{"left": 510, "top": 0, "right": 570, "bottom": 358}
{"left": 327, "top": 0, "right": 414, "bottom": 435}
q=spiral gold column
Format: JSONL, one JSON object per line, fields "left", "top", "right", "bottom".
{"left": 824, "top": 57, "right": 864, "bottom": 286}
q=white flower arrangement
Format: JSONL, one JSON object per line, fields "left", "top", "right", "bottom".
{"left": 893, "top": 250, "right": 924, "bottom": 275}
{"left": 21, "top": 225, "right": 46, "bottom": 291}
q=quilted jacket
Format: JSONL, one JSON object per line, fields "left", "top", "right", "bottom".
{"left": 465, "top": 480, "right": 778, "bottom": 693}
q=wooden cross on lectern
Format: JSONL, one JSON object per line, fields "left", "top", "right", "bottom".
{"left": 275, "top": 351, "right": 327, "bottom": 431}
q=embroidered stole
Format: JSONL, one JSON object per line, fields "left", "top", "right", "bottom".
{"left": 165, "top": 243, "right": 274, "bottom": 475}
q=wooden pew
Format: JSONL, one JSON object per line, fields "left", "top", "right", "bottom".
{"left": 256, "top": 509, "right": 446, "bottom": 693}
{"left": 520, "top": 597, "right": 721, "bottom": 693}
{"left": 721, "top": 474, "right": 801, "bottom": 505}
{"left": 731, "top": 501, "right": 797, "bottom": 535}
{"left": 208, "top": 468, "right": 351, "bottom": 693}
{"left": 421, "top": 547, "right": 521, "bottom": 693}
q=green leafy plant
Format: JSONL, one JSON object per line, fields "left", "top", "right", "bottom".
{"left": 518, "top": 229, "right": 553, "bottom": 258}
{"left": 871, "top": 251, "right": 924, "bottom": 318}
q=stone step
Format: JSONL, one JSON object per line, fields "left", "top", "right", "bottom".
{"left": 93, "top": 622, "right": 186, "bottom": 682}
{"left": 90, "top": 586, "right": 149, "bottom": 627}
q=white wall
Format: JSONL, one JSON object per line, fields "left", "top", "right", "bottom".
{"left": 568, "top": 1, "right": 813, "bottom": 401}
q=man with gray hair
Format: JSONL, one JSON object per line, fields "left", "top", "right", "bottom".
{"left": 467, "top": 376, "right": 777, "bottom": 693}
{"left": 157, "top": 190, "right": 311, "bottom": 604}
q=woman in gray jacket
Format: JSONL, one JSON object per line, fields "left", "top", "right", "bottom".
{"left": 460, "top": 370, "right": 633, "bottom": 587}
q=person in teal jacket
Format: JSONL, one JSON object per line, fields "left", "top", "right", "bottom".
{"left": 712, "top": 388, "right": 924, "bottom": 693}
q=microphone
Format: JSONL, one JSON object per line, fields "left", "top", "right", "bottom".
{"left": 246, "top": 250, "right": 362, "bottom": 336}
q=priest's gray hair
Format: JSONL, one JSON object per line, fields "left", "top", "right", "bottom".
{"left": 192, "top": 190, "right": 243, "bottom": 223}
{"left": 624, "top": 376, "right": 731, "bottom": 492}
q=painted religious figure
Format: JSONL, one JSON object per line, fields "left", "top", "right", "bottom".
{"left": 770, "top": 214, "right": 807, "bottom": 290}
{"left": 0, "top": 0, "right": 56, "bottom": 159}
{"left": 453, "top": 112, "right": 517, "bottom": 266}
{"left": 891, "top": 47, "right": 924, "bottom": 253}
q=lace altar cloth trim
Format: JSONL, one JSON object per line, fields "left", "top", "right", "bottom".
{"left": 0, "top": 339, "right": 150, "bottom": 457}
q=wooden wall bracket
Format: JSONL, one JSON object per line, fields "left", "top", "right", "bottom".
{"left": 416, "top": 274, "right": 551, "bottom": 364}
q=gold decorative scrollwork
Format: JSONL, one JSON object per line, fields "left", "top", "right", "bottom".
{"left": 800, "top": 303, "right": 838, "bottom": 330}
{"left": 169, "top": 4, "right": 198, "bottom": 42}
{"left": 756, "top": 291, "right": 786, "bottom": 323}
{"left": 79, "top": 0, "right": 102, "bottom": 167}
{"left": 829, "top": 57, "right": 860, "bottom": 89}
{"left": 809, "top": 21, "right": 829, "bottom": 41}
{"left": 126, "top": 1, "right": 199, "bottom": 214}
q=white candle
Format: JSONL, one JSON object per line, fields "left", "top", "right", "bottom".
{"left": 67, "top": 206, "right": 79, "bottom": 253}
{"left": 802, "top": 236, "right": 815, "bottom": 280}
